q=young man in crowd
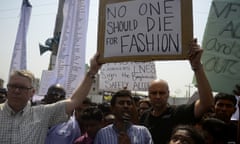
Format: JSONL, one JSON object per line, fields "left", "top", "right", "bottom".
{"left": 94, "top": 89, "right": 153, "bottom": 144}
{"left": 74, "top": 107, "right": 103, "bottom": 144}
{"left": 212, "top": 93, "right": 238, "bottom": 143}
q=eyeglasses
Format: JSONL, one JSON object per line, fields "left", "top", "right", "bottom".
{"left": 7, "top": 84, "right": 33, "bottom": 92}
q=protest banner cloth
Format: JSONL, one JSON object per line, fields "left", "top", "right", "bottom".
{"left": 9, "top": 0, "right": 32, "bottom": 74}
{"left": 38, "top": 0, "right": 90, "bottom": 96}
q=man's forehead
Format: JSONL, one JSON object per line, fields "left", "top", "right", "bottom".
{"left": 215, "top": 100, "right": 236, "bottom": 109}
{"left": 216, "top": 99, "right": 234, "bottom": 104}
{"left": 149, "top": 84, "right": 168, "bottom": 90}
{"left": 9, "top": 75, "right": 31, "bottom": 84}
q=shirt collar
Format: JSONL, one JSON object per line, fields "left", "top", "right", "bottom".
{"left": 112, "top": 121, "right": 132, "bottom": 133}
{"left": 4, "top": 101, "right": 31, "bottom": 116}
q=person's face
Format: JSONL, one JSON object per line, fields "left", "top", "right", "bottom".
{"left": 44, "top": 89, "right": 65, "bottom": 104}
{"left": 82, "top": 119, "right": 102, "bottom": 138}
{"left": 139, "top": 102, "right": 150, "bottom": 116}
{"left": 214, "top": 99, "right": 236, "bottom": 122}
{"left": 112, "top": 96, "right": 134, "bottom": 120}
{"left": 169, "top": 130, "right": 194, "bottom": 144}
{"left": 75, "top": 104, "right": 90, "bottom": 122}
{"left": 7, "top": 74, "right": 35, "bottom": 111}
{"left": 148, "top": 81, "right": 169, "bottom": 109}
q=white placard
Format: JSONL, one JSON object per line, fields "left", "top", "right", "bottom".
{"left": 99, "top": 62, "right": 157, "bottom": 91}
{"left": 104, "top": 0, "right": 182, "bottom": 57}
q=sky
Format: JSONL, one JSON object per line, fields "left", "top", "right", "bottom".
{"left": 0, "top": 0, "right": 212, "bottom": 97}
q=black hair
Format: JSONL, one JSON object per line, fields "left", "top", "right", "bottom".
{"left": 47, "top": 84, "right": 66, "bottom": 97}
{"left": 43, "top": 84, "right": 66, "bottom": 104}
{"left": 0, "top": 88, "right": 7, "bottom": 95}
{"left": 81, "top": 107, "right": 103, "bottom": 121}
{"left": 214, "top": 93, "right": 237, "bottom": 106}
{"left": 110, "top": 89, "right": 132, "bottom": 106}
{"left": 171, "top": 125, "right": 205, "bottom": 144}
{"left": 98, "top": 102, "right": 111, "bottom": 114}
{"left": 200, "top": 118, "right": 227, "bottom": 142}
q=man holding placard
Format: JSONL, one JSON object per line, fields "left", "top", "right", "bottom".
{"left": 140, "top": 39, "right": 213, "bottom": 144}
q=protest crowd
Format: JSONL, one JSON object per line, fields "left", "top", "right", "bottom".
{"left": 0, "top": 0, "right": 240, "bottom": 144}
{"left": 0, "top": 38, "right": 239, "bottom": 144}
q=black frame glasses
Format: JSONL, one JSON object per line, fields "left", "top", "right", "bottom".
{"left": 7, "top": 84, "right": 33, "bottom": 92}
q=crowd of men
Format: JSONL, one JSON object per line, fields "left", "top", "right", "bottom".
{"left": 0, "top": 39, "right": 239, "bottom": 144}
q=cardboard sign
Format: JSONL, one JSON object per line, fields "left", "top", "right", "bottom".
{"left": 99, "top": 62, "right": 156, "bottom": 91}
{"left": 97, "top": 0, "right": 193, "bottom": 63}
{"left": 201, "top": 0, "right": 240, "bottom": 94}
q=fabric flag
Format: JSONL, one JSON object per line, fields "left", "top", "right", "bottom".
{"left": 38, "top": 0, "right": 90, "bottom": 96}
{"left": 9, "top": 0, "right": 32, "bottom": 74}
{"left": 55, "top": 0, "right": 90, "bottom": 96}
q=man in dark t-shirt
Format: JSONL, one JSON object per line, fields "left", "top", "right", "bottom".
{"left": 140, "top": 39, "right": 214, "bottom": 144}
{"left": 140, "top": 104, "right": 197, "bottom": 144}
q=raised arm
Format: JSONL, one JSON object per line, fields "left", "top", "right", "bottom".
{"left": 65, "top": 53, "right": 102, "bottom": 115}
{"left": 189, "top": 38, "right": 213, "bottom": 118}
{"left": 233, "top": 84, "right": 240, "bottom": 144}
{"left": 233, "top": 84, "right": 240, "bottom": 96}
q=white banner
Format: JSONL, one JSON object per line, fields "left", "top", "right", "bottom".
{"left": 99, "top": 62, "right": 157, "bottom": 91}
{"left": 39, "top": 0, "right": 90, "bottom": 97}
{"left": 9, "top": 0, "right": 32, "bottom": 74}
{"left": 38, "top": 70, "right": 56, "bottom": 96}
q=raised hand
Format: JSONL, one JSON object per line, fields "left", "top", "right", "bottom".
{"left": 188, "top": 38, "right": 203, "bottom": 71}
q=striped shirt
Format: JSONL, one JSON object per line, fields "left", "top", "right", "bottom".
{"left": 94, "top": 124, "right": 153, "bottom": 144}
{"left": 0, "top": 101, "right": 68, "bottom": 144}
